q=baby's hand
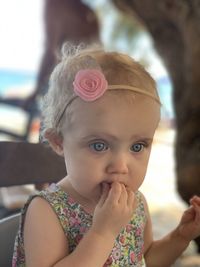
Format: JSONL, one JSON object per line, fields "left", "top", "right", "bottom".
{"left": 177, "top": 195, "right": 200, "bottom": 242}
{"left": 92, "top": 182, "right": 135, "bottom": 239}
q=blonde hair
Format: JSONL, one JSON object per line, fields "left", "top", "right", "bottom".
{"left": 41, "top": 43, "right": 159, "bottom": 138}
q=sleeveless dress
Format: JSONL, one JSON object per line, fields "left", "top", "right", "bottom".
{"left": 12, "top": 183, "right": 147, "bottom": 267}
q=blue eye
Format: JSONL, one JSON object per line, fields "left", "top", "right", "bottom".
{"left": 89, "top": 142, "right": 108, "bottom": 152}
{"left": 131, "top": 143, "right": 144, "bottom": 153}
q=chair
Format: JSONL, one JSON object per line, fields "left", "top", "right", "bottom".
{"left": 0, "top": 96, "right": 39, "bottom": 141}
{"left": 0, "top": 141, "right": 66, "bottom": 187}
{"left": 0, "top": 213, "right": 20, "bottom": 267}
{"left": 0, "top": 141, "right": 66, "bottom": 266}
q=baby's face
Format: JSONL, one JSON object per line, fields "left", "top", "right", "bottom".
{"left": 62, "top": 92, "right": 160, "bottom": 205}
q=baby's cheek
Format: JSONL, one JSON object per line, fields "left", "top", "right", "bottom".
{"left": 131, "top": 179, "right": 144, "bottom": 192}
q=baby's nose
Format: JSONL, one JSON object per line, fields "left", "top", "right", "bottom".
{"left": 106, "top": 154, "right": 129, "bottom": 175}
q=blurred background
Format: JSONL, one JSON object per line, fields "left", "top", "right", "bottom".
{"left": 0, "top": 0, "right": 174, "bottom": 139}
{"left": 0, "top": 1, "right": 199, "bottom": 266}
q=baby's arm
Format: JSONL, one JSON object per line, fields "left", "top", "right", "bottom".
{"left": 144, "top": 195, "right": 200, "bottom": 267}
{"left": 24, "top": 182, "right": 134, "bottom": 267}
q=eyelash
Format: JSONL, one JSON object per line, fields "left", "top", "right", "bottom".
{"left": 130, "top": 143, "right": 147, "bottom": 153}
{"left": 89, "top": 141, "right": 108, "bottom": 152}
{"left": 89, "top": 141, "right": 149, "bottom": 153}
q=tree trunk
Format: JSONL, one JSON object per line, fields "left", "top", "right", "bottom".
{"left": 113, "top": 0, "right": 200, "bottom": 251}
{"left": 29, "top": 0, "right": 100, "bottom": 101}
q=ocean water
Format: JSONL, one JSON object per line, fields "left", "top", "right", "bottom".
{"left": 0, "top": 69, "right": 37, "bottom": 139}
{"left": 0, "top": 69, "right": 174, "bottom": 119}
{"left": 0, "top": 69, "right": 36, "bottom": 96}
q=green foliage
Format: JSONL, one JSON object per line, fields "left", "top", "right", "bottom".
{"left": 107, "top": 8, "right": 142, "bottom": 39}
{"left": 84, "top": 0, "right": 168, "bottom": 73}
{"left": 84, "top": 0, "right": 149, "bottom": 63}
{"left": 98, "top": 1, "right": 144, "bottom": 50}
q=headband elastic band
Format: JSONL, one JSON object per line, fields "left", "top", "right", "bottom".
{"left": 55, "top": 84, "right": 161, "bottom": 127}
{"left": 107, "top": 85, "right": 161, "bottom": 104}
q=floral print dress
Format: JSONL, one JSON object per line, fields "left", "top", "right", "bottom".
{"left": 13, "top": 183, "right": 146, "bottom": 267}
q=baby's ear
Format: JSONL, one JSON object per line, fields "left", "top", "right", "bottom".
{"left": 44, "top": 129, "right": 64, "bottom": 156}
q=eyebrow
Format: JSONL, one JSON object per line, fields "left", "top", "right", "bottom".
{"left": 80, "top": 133, "right": 154, "bottom": 142}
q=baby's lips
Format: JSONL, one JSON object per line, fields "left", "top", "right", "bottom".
{"left": 102, "top": 181, "right": 129, "bottom": 189}
{"left": 101, "top": 182, "right": 111, "bottom": 193}
{"left": 102, "top": 182, "right": 112, "bottom": 190}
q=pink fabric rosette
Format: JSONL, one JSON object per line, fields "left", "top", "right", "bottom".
{"left": 73, "top": 69, "right": 108, "bottom": 101}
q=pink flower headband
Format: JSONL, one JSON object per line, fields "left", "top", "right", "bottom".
{"left": 55, "top": 69, "right": 160, "bottom": 127}
{"left": 73, "top": 69, "right": 108, "bottom": 101}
